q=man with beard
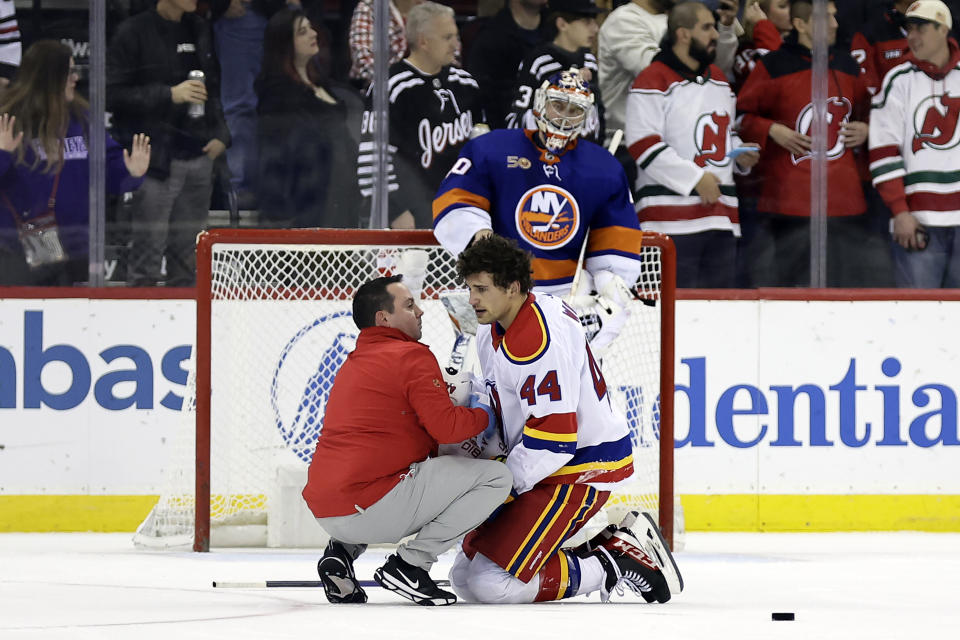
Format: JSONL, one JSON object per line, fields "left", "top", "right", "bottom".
{"left": 736, "top": 0, "right": 871, "bottom": 287}
{"left": 626, "top": 2, "right": 758, "bottom": 288}
{"left": 598, "top": 0, "right": 740, "bottom": 148}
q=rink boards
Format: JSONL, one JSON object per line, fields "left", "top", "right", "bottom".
{"left": 0, "top": 292, "right": 958, "bottom": 532}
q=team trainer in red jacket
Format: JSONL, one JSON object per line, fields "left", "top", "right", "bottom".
{"left": 302, "top": 274, "right": 512, "bottom": 607}
{"left": 737, "top": 0, "right": 871, "bottom": 287}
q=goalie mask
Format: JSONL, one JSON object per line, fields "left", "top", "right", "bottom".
{"left": 532, "top": 68, "right": 595, "bottom": 153}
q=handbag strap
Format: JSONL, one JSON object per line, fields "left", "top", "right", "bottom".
{"left": 2, "top": 165, "right": 64, "bottom": 225}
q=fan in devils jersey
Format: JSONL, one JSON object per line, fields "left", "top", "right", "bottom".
{"left": 434, "top": 68, "right": 642, "bottom": 343}
{"left": 447, "top": 234, "right": 684, "bottom": 605}
{"left": 736, "top": 0, "right": 872, "bottom": 287}
{"left": 357, "top": 1, "right": 482, "bottom": 229}
{"left": 627, "top": 1, "right": 759, "bottom": 288}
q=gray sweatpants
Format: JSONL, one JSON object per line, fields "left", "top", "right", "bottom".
{"left": 316, "top": 456, "right": 512, "bottom": 570}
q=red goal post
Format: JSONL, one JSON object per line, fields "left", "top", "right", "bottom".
{"left": 190, "top": 228, "right": 676, "bottom": 552}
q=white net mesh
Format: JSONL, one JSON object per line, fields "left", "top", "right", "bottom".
{"left": 134, "top": 233, "right": 670, "bottom": 549}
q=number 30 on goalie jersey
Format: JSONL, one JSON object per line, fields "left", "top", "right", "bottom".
{"left": 476, "top": 292, "right": 634, "bottom": 495}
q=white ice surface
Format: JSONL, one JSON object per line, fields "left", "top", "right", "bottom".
{"left": 2, "top": 532, "right": 958, "bottom": 640}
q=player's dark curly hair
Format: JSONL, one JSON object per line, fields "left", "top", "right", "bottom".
{"left": 352, "top": 274, "right": 403, "bottom": 329}
{"left": 456, "top": 235, "right": 533, "bottom": 294}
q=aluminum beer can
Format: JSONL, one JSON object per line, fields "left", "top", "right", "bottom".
{"left": 188, "top": 70, "right": 205, "bottom": 119}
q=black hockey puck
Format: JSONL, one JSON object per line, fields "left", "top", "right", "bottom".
{"left": 772, "top": 612, "right": 795, "bottom": 621}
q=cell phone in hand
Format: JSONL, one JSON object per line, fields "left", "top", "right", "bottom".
{"left": 915, "top": 228, "right": 930, "bottom": 251}
{"left": 726, "top": 146, "right": 758, "bottom": 158}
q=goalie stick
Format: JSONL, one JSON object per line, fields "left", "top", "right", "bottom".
{"left": 569, "top": 129, "right": 623, "bottom": 298}
{"left": 440, "top": 289, "right": 478, "bottom": 376}
{"left": 213, "top": 579, "right": 451, "bottom": 589}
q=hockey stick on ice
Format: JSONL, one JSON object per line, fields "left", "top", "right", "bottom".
{"left": 569, "top": 129, "right": 623, "bottom": 298}
{"left": 212, "top": 579, "right": 451, "bottom": 589}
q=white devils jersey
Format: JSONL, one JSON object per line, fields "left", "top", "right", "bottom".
{"left": 626, "top": 56, "right": 743, "bottom": 236}
{"left": 870, "top": 58, "right": 960, "bottom": 226}
{"left": 476, "top": 292, "right": 634, "bottom": 495}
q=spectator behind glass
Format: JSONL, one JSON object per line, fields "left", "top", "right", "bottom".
{"left": 731, "top": 0, "right": 787, "bottom": 90}
{"left": 348, "top": 0, "right": 423, "bottom": 90}
{"left": 736, "top": 0, "right": 871, "bottom": 287}
{"left": 467, "top": 0, "right": 550, "bottom": 129}
{"left": 505, "top": 0, "right": 606, "bottom": 147}
{"left": 107, "top": 0, "right": 231, "bottom": 287}
{"left": 357, "top": 1, "right": 482, "bottom": 229}
{"left": 0, "top": 40, "right": 149, "bottom": 286}
{"left": 210, "top": 0, "right": 287, "bottom": 210}
{"left": 255, "top": 7, "right": 361, "bottom": 228}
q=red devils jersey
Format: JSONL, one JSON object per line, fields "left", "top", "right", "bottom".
{"left": 737, "top": 39, "right": 869, "bottom": 217}
{"left": 850, "top": 8, "right": 909, "bottom": 95}
{"left": 732, "top": 19, "right": 783, "bottom": 91}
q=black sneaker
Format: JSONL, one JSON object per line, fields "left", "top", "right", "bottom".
{"left": 373, "top": 554, "right": 457, "bottom": 606}
{"left": 317, "top": 541, "right": 367, "bottom": 604}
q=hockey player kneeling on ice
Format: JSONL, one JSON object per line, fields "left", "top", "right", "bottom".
{"left": 301, "top": 275, "right": 512, "bottom": 606}
{"left": 448, "top": 235, "right": 684, "bottom": 604}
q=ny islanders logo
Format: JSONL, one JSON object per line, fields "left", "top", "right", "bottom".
{"left": 271, "top": 310, "right": 357, "bottom": 463}
{"left": 515, "top": 185, "right": 581, "bottom": 249}
{"left": 911, "top": 93, "right": 960, "bottom": 153}
{"left": 792, "top": 97, "right": 852, "bottom": 165}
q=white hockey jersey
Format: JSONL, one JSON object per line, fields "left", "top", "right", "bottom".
{"left": 869, "top": 49, "right": 960, "bottom": 226}
{"left": 476, "top": 292, "right": 634, "bottom": 495}
{"left": 626, "top": 51, "right": 743, "bottom": 236}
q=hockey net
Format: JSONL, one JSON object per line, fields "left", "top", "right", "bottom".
{"left": 134, "top": 229, "right": 676, "bottom": 551}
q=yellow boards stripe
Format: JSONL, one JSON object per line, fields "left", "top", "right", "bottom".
{"left": 0, "top": 495, "right": 159, "bottom": 532}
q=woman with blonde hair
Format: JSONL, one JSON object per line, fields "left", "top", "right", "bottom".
{"left": 0, "top": 40, "right": 149, "bottom": 285}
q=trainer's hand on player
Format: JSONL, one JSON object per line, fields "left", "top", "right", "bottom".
{"left": 841, "top": 121, "right": 868, "bottom": 147}
{"left": 769, "top": 123, "right": 811, "bottom": 155}
{"left": 695, "top": 171, "right": 722, "bottom": 204}
{"left": 892, "top": 211, "right": 925, "bottom": 250}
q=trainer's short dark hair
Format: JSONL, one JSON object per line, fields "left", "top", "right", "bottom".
{"left": 665, "top": 1, "right": 707, "bottom": 46}
{"left": 456, "top": 235, "right": 533, "bottom": 294}
{"left": 352, "top": 275, "right": 403, "bottom": 330}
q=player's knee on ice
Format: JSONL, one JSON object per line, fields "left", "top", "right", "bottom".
{"left": 464, "top": 553, "right": 540, "bottom": 604}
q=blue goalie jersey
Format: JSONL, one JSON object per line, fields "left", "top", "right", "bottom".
{"left": 432, "top": 128, "right": 643, "bottom": 294}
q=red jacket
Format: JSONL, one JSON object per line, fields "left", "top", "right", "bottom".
{"left": 302, "top": 326, "right": 490, "bottom": 517}
{"left": 737, "top": 38, "right": 869, "bottom": 217}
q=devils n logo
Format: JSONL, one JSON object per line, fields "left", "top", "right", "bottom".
{"left": 792, "top": 97, "right": 852, "bottom": 165}
{"left": 694, "top": 112, "right": 731, "bottom": 167}
{"left": 912, "top": 94, "right": 960, "bottom": 153}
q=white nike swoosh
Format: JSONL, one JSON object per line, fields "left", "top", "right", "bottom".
{"left": 396, "top": 567, "right": 420, "bottom": 590}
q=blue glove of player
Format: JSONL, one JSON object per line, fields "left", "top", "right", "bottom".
{"left": 468, "top": 392, "right": 497, "bottom": 438}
